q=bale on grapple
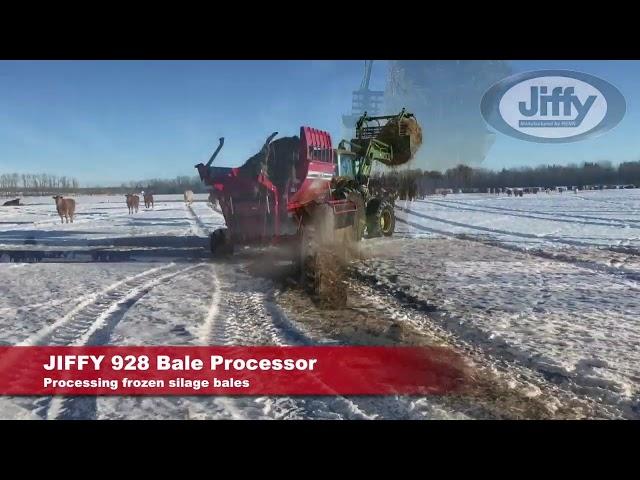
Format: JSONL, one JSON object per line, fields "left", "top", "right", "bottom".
{"left": 376, "top": 115, "right": 423, "bottom": 166}
{"left": 350, "top": 109, "right": 423, "bottom": 169}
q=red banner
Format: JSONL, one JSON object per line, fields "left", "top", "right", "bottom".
{"left": 0, "top": 346, "right": 469, "bottom": 396}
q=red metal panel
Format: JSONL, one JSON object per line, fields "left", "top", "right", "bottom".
{"left": 290, "top": 126, "right": 336, "bottom": 212}
{"left": 302, "top": 126, "right": 332, "bottom": 151}
{"left": 308, "top": 161, "right": 335, "bottom": 174}
{"left": 304, "top": 127, "right": 333, "bottom": 165}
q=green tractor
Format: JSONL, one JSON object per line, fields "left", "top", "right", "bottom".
{"left": 332, "top": 108, "right": 421, "bottom": 238}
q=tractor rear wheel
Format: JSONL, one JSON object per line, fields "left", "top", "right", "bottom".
{"left": 367, "top": 200, "right": 395, "bottom": 237}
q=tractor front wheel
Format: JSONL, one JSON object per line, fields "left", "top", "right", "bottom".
{"left": 367, "top": 200, "right": 395, "bottom": 237}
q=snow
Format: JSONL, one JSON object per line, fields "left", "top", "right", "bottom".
{"left": 396, "top": 189, "right": 640, "bottom": 250}
{"left": 1, "top": 190, "right": 639, "bottom": 419}
{"left": 382, "top": 189, "right": 640, "bottom": 418}
{"left": 0, "top": 194, "right": 469, "bottom": 420}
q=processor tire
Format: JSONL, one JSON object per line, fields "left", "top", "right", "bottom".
{"left": 210, "top": 228, "right": 234, "bottom": 257}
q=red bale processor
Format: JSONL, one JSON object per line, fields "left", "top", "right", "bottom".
{"left": 195, "top": 126, "right": 357, "bottom": 247}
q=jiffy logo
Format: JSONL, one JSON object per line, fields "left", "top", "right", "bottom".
{"left": 481, "top": 70, "right": 625, "bottom": 143}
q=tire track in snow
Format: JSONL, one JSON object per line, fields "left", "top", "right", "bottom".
{"left": 198, "top": 264, "right": 222, "bottom": 345}
{"left": 205, "top": 262, "right": 469, "bottom": 419}
{"left": 185, "top": 203, "right": 209, "bottom": 238}
{"left": 398, "top": 205, "right": 607, "bottom": 249}
{"left": 194, "top": 263, "right": 374, "bottom": 419}
{"left": 395, "top": 214, "right": 640, "bottom": 284}
{"left": 418, "top": 198, "right": 640, "bottom": 229}
{"left": 182, "top": 200, "right": 464, "bottom": 419}
{"left": 606, "top": 244, "right": 640, "bottom": 257}
{"left": 6, "top": 277, "right": 166, "bottom": 415}
{"left": 186, "top": 203, "right": 370, "bottom": 418}
{"left": 6, "top": 263, "right": 208, "bottom": 420}
{"left": 422, "top": 196, "right": 640, "bottom": 224}
{"left": 575, "top": 194, "right": 640, "bottom": 209}
{"left": 352, "top": 258, "right": 630, "bottom": 419}
{"left": 45, "top": 263, "right": 208, "bottom": 420}
{"left": 429, "top": 198, "right": 640, "bottom": 257}
{"left": 399, "top": 205, "right": 640, "bottom": 258}
{"left": 386, "top": 213, "right": 639, "bottom": 417}
{"left": 16, "top": 264, "right": 176, "bottom": 347}
{"left": 91, "top": 264, "right": 234, "bottom": 420}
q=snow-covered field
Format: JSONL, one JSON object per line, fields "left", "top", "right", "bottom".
{"left": 397, "top": 189, "right": 640, "bottom": 250}
{"left": 1, "top": 190, "right": 639, "bottom": 419}
{"left": 385, "top": 189, "right": 640, "bottom": 418}
{"left": 0, "top": 195, "right": 470, "bottom": 420}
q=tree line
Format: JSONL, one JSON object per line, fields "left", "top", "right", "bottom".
{"left": 118, "top": 176, "right": 207, "bottom": 195}
{"left": 0, "top": 173, "right": 80, "bottom": 194}
{"left": 0, "top": 173, "right": 206, "bottom": 196}
{"left": 4, "top": 160, "right": 640, "bottom": 198}
{"left": 373, "top": 160, "right": 640, "bottom": 200}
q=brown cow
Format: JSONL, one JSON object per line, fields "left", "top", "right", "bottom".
{"left": 125, "top": 194, "right": 140, "bottom": 214}
{"left": 144, "top": 193, "right": 154, "bottom": 209}
{"left": 52, "top": 195, "right": 76, "bottom": 223}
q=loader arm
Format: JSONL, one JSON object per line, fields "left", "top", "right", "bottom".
{"left": 337, "top": 138, "right": 393, "bottom": 182}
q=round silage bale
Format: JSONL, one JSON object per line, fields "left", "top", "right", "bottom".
{"left": 376, "top": 116, "right": 423, "bottom": 166}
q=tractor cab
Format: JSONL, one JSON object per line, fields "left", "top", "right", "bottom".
{"left": 336, "top": 150, "right": 357, "bottom": 179}
{"left": 335, "top": 142, "right": 370, "bottom": 184}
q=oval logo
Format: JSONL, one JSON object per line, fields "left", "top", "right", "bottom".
{"left": 481, "top": 70, "right": 626, "bottom": 143}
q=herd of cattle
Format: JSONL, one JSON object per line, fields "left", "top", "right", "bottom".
{"left": 434, "top": 186, "right": 578, "bottom": 198}
{"left": 124, "top": 193, "right": 155, "bottom": 214}
{"left": 0, "top": 184, "right": 587, "bottom": 226}
{"left": 490, "top": 186, "right": 576, "bottom": 196}
{"left": 29, "top": 190, "right": 197, "bottom": 224}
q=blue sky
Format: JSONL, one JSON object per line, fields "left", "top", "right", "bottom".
{"left": 0, "top": 60, "right": 638, "bottom": 186}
